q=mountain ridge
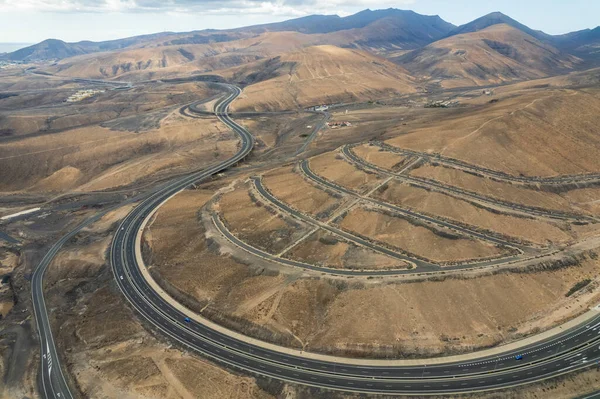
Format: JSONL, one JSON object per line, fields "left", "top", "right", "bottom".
{"left": 395, "top": 23, "right": 581, "bottom": 88}
{"left": 4, "top": 8, "right": 599, "bottom": 86}
{"left": 2, "top": 9, "right": 455, "bottom": 62}
{"left": 447, "top": 12, "right": 553, "bottom": 43}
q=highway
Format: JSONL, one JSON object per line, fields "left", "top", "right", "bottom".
{"left": 32, "top": 212, "right": 115, "bottom": 399}
{"left": 114, "top": 200, "right": 600, "bottom": 396}
{"left": 109, "top": 84, "right": 600, "bottom": 395}
{"left": 30, "top": 83, "right": 249, "bottom": 399}
{"left": 33, "top": 83, "right": 600, "bottom": 397}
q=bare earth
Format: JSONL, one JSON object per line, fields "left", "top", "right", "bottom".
{"left": 376, "top": 180, "right": 574, "bottom": 245}
{"left": 147, "top": 188, "right": 600, "bottom": 357}
{"left": 338, "top": 206, "right": 506, "bottom": 263}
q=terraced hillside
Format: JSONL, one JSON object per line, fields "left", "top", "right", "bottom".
{"left": 144, "top": 80, "right": 600, "bottom": 358}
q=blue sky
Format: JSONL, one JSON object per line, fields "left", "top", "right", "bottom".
{"left": 0, "top": 0, "right": 597, "bottom": 43}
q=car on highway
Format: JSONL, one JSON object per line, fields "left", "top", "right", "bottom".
{"left": 515, "top": 354, "right": 524, "bottom": 360}
{"left": 184, "top": 317, "right": 191, "bottom": 323}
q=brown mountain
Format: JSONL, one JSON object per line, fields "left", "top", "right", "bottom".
{"left": 553, "top": 27, "right": 600, "bottom": 67}
{"left": 395, "top": 24, "right": 581, "bottom": 88}
{"left": 2, "top": 33, "right": 184, "bottom": 62}
{"left": 39, "top": 9, "right": 456, "bottom": 82}
{"left": 240, "top": 9, "right": 455, "bottom": 50}
{"left": 42, "top": 32, "right": 324, "bottom": 81}
{"left": 447, "top": 12, "right": 554, "bottom": 43}
{"left": 226, "top": 45, "right": 416, "bottom": 111}
{"left": 3, "top": 9, "right": 454, "bottom": 63}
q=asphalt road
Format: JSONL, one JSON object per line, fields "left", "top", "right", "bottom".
{"left": 31, "top": 83, "right": 250, "bottom": 399}
{"left": 0, "top": 230, "right": 19, "bottom": 243}
{"left": 114, "top": 208, "right": 600, "bottom": 396}
{"left": 580, "top": 391, "right": 600, "bottom": 399}
{"left": 294, "top": 111, "right": 330, "bottom": 156}
{"left": 211, "top": 171, "right": 533, "bottom": 276}
{"left": 110, "top": 85, "right": 600, "bottom": 395}
{"left": 33, "top": 83, "right": 600, "bottom": 397}
{"left": 373, "top": 141, "right": 600, "bottom": 186}
{"left": 343, "top": 145, "right": 592, "bottom": 223}
{"left": 32, "top": 213, "right": 109, "bottom": 399}
{"left": 250, "top": 175, "right": 433, "bottom": 267}
{"left": 300, "top": 157, "right": 529, "bottom": 253}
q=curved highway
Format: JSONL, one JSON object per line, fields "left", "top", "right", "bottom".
{"left": 32, "top": 83, "right": 249, "bottom": 399}
{"left": 32, "top": 217, "right": 95, "bottom": 399}
{"left": 33, "top": 83, "right": 600, "bottom": 398}
{"left": 109, "top": 85, "right": 600, "bottom": 395}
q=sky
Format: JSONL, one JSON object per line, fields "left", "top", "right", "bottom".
{"left": 0, "top": 0, "right": 597, "bottom": 44}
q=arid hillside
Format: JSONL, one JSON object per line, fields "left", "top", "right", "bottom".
{"left": 396, "top": 24, "right": 580, "bottom": 88}
{"left": 3, "top": 8, "right": 600, "bottom": 399}
{"left": 0, "top": 77, "right": 243, "bottom": 195}
{"left": 32, "top": 9, "right": 456, "bottom": 82}
{"left": 4, "top": 9, "right": 455, "bottom": 64}
{"left": 42, "top": 32, "right": 324, "bottom": 81}
{"left": 0, "top": 111, "right": 237, "bottom": 193}
{"left": 386, "top": 87, "right": 600, "bottom": 176}
{"left": 139, "top": 73, "right": 600, "bottom": 361}
{"left": 230, "top": 45, "right": 416, "bottom": 111}
{"left": 40, "top": 41, "right": 417, "bottom": 111}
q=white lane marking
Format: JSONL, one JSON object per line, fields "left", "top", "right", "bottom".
{"left": 564, "top": 353, "right": 583, "bottom": 361}
{"left": 46, "top": 341, "right": 52, "bottom": 373}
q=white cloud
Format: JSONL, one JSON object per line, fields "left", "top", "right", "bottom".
{"left": 0, "top": 0, "right": 415, "bottom": 16}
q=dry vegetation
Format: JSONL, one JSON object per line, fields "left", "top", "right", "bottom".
{"left": 337, "top": 206, "right": 506, "bottom": 263}
{"left": 351, "top": 143, "right": 407, "bottom": 170}
{"left": 285, "top": 229, "right": 409, "bottom": 270}
{"left": 148, "top": 187, "right": 600, "bottom": 356}
{"left": 230, "top": 45, "right": 416, "bottom": 111}
{"left": 411, "top": 164, "right": 592, "bottom": 212}
{"left": 0, "top": 98, "right": 237, "bottom": 193}
{"left": 397, "top": 24, "right": 580, "bottom": 88}
{"left": 218, "top": 182, "right": 311, "bottom": 253}
{"left": 309, "top": 151, "right": 384, "bottom": 192}
{"left": 262, "top": 166, "right": 342, "bottom": 219}
{"left": 375, "top": 180, "right": 574, "bottom": 245}
{"left": 386, "top": 89, "right": 600, "bottom": 176}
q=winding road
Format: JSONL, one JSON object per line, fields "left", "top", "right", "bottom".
{"left": 33, "top": 83, "right": 600, "bottom": 398}
{"left": 31, "top": 83, "right": 250, "bottom": 399}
